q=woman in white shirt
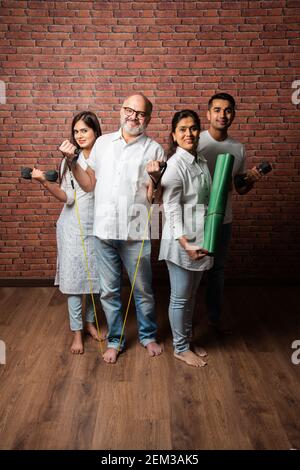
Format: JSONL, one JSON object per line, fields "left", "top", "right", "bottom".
{"left": 159, "top": 110, "right": 213, "bottom": 367}
{"left": 31, "top": 111, "right": 102, "bottom": 355}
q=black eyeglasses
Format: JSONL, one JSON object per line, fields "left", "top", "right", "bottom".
{"left": 122, "top": 106, "right": 148, "bottom": 119}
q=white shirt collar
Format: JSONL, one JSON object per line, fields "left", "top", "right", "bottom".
{"left": 113, "top": 128, "right": 147, "bottom": 145}
{"left": 207, "top": 129, "right": 229, "bottom": 144}
{"left": 175, "top": 146, "right": 195, "bottom": 164}
{"left": 175, "top": 146, "right": 207, "bottom": 164}
{"left": 111, "top": 129, "right": 123, "bottom": 142}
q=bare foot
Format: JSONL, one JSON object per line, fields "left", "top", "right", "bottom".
{"left": 146, "top": 341, "right": 163, "bottom": 357}
{"left": 191, "top": 344, "right": 208, "bottom": 357}
{"left": 103, "top": 348, "right": 118, "bottom": 364}
{"left": 71, "top": 331, "right": 84, "bottom": 354}
{"left": 85, "top": 322, "right": 107, "bottom": 341}
{"left": 174, "top": 350, "right": 207, "bottom": 367}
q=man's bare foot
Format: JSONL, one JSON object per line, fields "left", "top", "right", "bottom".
{"left": 174, "top": 350, "right": 207, "bottom": 367}
{"left": 85, "top": 322, "right": 107, "bottom": 341}
{"left": 71, "top": 331, "right": 84, "bottom": 354}
{"left": 103, "top": 348, "right": 118, "bottom": 364}
{"left": 146, "top": 341, "right": 163, "bottom": 357}
{"left": 191, "top": 344, "right": 208, "bottom": 357}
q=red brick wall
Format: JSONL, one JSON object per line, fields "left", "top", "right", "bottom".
{"left": 0, "top": 0, "right": 299, "bottom": 282}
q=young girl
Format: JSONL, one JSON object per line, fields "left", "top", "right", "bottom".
{"left": 32, "top": 111, "right": 102, "bottom": 354}
{"left": 159, "top": 110, "right": 213, "bottom": 367}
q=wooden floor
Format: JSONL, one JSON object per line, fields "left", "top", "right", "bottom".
{"left": 0, "top": 284, "right": 299, "bottom": 450}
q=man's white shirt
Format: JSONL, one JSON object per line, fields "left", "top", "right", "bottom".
{"left": 79, "top": 129, "right": 165, "bottom": 240}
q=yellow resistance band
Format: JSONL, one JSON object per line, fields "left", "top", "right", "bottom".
{"left": 74, "top": 187, "right": 104, "bottom": 354}
{"left": 117, "top": 203, "right": 155, "bottom": 353}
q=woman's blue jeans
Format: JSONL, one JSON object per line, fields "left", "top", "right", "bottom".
{"left": 166, "top": 261, "right": 203, "bottom": 353}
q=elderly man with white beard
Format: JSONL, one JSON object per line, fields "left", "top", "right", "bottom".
{"left": 60, "top": 93, "right": 165, "bottom": 363}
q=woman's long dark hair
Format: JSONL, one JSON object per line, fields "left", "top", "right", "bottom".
{"left": 167, "top": 109, "right": 201, "bottom": 159}
{"left": 59, "top": 111, "right": 102, "bottom": 184}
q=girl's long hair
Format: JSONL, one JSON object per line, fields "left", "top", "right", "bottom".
{"left": 167, "top": 109, "right": 201, "bottom": 159}
{"left": 59, "top": 111, "right": 102, "bottom": 184}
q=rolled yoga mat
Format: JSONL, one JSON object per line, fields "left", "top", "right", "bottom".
{"left": 203, "top": 153, "right": 234, "bottom": 256}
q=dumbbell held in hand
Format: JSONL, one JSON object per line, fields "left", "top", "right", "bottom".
{"left": 234, "top": 161, "right": 272, "bottom": 189}
{"left": 21, "top": 167, "right": 58, "bottom": 182}
{"left": 59, "top": 140, "right": 80, "bottom": 165}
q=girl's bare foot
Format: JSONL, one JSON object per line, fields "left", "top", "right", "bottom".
{"left": 103, "top": 348, "right": 118, "bottom": 364}
{"left": 174, "top": 350, "right": 207, "bottom": 367}
{"left": 71, "top": 331, "right": 84, "bottom": 354}
{"left": 85, "top": 322, "right": 107, "bottom": 341}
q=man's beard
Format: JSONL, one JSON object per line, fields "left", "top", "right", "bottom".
{"left": 121, "top": 118, "right": 146, "bottom": 136}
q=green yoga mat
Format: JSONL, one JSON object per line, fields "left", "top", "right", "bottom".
{"left": 203, "top": 153, "right": 234, "bottom": 255}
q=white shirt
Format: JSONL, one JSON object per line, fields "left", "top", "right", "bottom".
{"left": 80, "top": 130, "right": 165, "bottom": 240}
{"left": 198, "top": 130, "right": 246, "bottom": 224}
{"left": 159, "top": 147, "right": 213, "bottom": 271}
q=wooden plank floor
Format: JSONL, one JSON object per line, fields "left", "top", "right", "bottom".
{"left": 0, "top": 284, "right": 299, "bottom": 450}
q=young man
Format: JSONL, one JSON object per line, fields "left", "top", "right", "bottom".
{"left": 198, "top": 92, "right": 261, "bottom": 332}
{"left": 60, "top": 93, "right": 165, "bottom": 363}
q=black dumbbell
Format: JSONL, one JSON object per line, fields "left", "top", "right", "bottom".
{"left": 21, "top": 167, "right": 58, "bottom": 182}
{"left": 234, "top": 161, "right": 272, "bottom": 189}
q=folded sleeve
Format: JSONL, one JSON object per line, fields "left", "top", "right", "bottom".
{"left": 85, "top": 136, "right": 100, "bottom": 171}
{"left": 60, "top": 160, "right": 75, "bottom": 206}
{"left": 155, "top": 144, "right": 167, "bottom": 163}
{"left": 77, "top": 153, "right": 88, "bottom": 171}
{"left": 161, "top": 164, "right": 184, "bottom": 240}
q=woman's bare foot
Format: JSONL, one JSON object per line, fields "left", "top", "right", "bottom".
{"left": 103, "top": 348, "right": 118, "bottom": 364}
{"left": 85, "top": 322, "right": 107, "bottom": 341}
{"left": 71, "top": 331, "right": 84, "bottom": 354}
{"left": 146, "top": 341, "right": 163, "bottom": 357}
{"left": 191, "top": 344, "right": 208, "bottom": 357}
{"left": 174, "top": 350, "right": 207, "bottom": 367}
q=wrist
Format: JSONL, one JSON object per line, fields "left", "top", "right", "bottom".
{"left": 179, "top": 236, "right": 188, "bottom": 249}
{"left": 245, "top": 174, "right": 255, "bottom": 186}
{"left": 70, "top": 157, "right": 78, "bottom": 167}
{"left": 149, "top": 175, "right": 160, "bottom": 186}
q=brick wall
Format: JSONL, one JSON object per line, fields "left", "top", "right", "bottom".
{"left": 0, "top": 0, "right": 299, "bottom": 283}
